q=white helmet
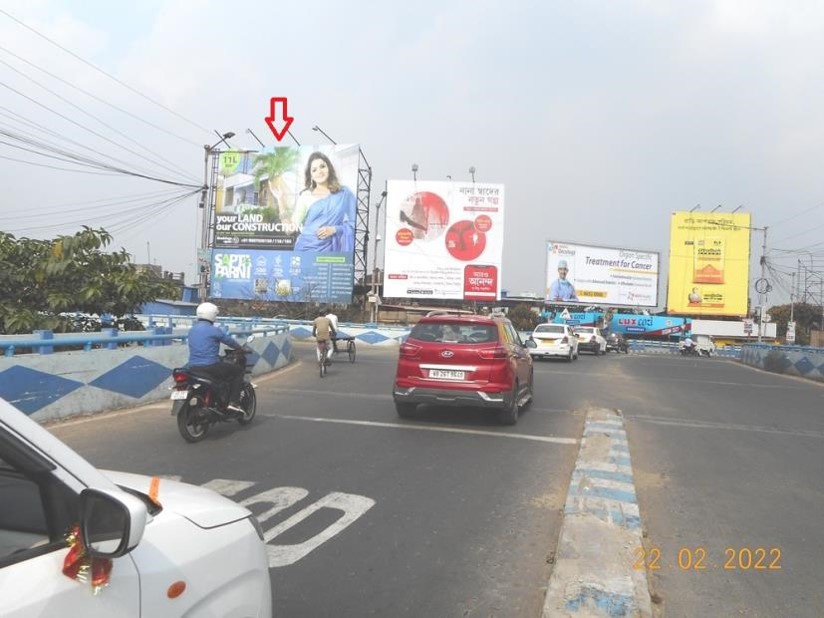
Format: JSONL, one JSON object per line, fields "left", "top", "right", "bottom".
{"left": 196, "top": 302, "right": 219, "bottom": 322}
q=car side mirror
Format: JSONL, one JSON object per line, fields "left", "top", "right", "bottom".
{"left": 525, "top": 339, "right": 537, "bottom": 349}
{"left": 80, "top": 488, "right": 147, "bottom": 558}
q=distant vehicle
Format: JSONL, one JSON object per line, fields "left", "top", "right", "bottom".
{"left": 393, "top": 314, "right": 534, "bottom": 425}
{"left": 528, "top": 323, "right": 579, "bottom": 361}
{"left": 574, "top": 326, "right": 607, "bottom": 355}
{"left": 605, "top": 332, "right": 629, "bottom": 353}
{"left": 0, "top": 397, "right": 272, "bottom": 617}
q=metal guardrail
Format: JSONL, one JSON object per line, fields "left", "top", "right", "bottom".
{"left": 0, "top": 323, "right": 289, "bottom": 357}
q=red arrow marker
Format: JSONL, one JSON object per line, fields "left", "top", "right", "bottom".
{"left": 265, "top": 97, "right": 294, "bottom": 142}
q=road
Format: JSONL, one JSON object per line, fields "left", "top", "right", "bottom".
{"left": 47, "top": 345, "right": 824, "bottom": 617}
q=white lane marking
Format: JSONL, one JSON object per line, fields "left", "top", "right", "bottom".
{"left": 627, "top": 414, "right": 824, "bottom": 439}
{"left": 201, "top": 478, "right": 255, "bottom": 497}
{"left": 265, "top": 492, "right": 376, "bottom": 568}
{"left": 241, "top": 487, "right": 309, "bottom": 523}
{"left": 202, "top": 480, "right": 373, "bottom": 568}
{"left": 275, "top": 414, "right": 578, "bottom": 445}
{"left": 267, "top": 388, "right": 393, "bottom": 400}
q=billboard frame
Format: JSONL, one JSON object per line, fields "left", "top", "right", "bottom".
{"left": 544, "top": 239, "right": 661, "bottom": 309}
{"left": 202, "top": 145, "right": 372, "bottom": 302}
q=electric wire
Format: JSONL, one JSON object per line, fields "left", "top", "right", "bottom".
{"left": 0, "top": 8, "right": 213, "bottom": 137}
{"left": 0, "top": 79, "right": 196, "bottom": 182}
{"left": 1, "top": 188, "right": 193, "bottom": 221}
{"left": 0, "top": 44, "right": 203, "bottom": 148}
{"left": 0, "top": 129, "right": 201, "bottom": 188}
{"left": 0, "top": 57, "right": 199, "bottom": 182}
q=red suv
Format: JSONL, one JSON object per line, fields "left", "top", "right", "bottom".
{"left": 393, "top": 314, "right": 535, "bottom": 425}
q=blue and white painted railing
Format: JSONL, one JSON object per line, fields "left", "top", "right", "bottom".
{"left": 0, "top": 323, "right": 292, "bottom": 423}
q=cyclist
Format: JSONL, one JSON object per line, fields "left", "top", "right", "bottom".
{"left": 187, "top": 302, "right": 246, "bottom": 412}
{"left": 312, "top": 308, "right": 336, "bottom": 365}
{"left": 326, "top": 307, "right": 340, "bottom": 353}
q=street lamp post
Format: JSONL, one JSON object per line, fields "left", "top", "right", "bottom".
{"left": 370, "top": 190, "right": 387, "bottom": 324}
{"left": 199, "top": 131, "right": 235, "bottom": 301}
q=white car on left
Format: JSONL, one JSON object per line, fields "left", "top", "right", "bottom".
{"left": 0, "top": 397, "right": 272, "bottom": 618}
{"left": 528, "top": 323, "right": 579, "bottom": 361}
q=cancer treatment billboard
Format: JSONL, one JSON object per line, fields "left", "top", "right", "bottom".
{"left": 208, "top": 144, "right": 359, "bottom": 303}
{"left": 383, "top": 181, "right": 505, "bottom": 300}
{"left": 545, "top": 242, "right": 659, "bottom": 307}
{"left": 667, "top": 212, "right": 751, "bottom": 316}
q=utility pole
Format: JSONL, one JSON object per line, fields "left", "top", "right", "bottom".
{"left": 198, "top": 132, "right": 236, "bottom": 302}
{"left": 370, "top": 189, "right": 387, "bottom": 324}
{"left": 790, "top": 272, "right": 795, "bottom": 322}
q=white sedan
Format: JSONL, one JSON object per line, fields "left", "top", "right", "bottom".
{"left": 574, "top": 326, "right": 608, "bottom": 355}
{"left": 528, "top": 323, "right": 579, "bottom": 361}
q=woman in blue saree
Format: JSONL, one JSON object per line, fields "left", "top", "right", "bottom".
{"left": 293, "top": 152, "right": 355, "bottom": 253}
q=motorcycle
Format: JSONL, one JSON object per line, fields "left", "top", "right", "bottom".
{"left": 680, "top": 344, "right": 711, "bottom": 357}
{"left": 170, "top": 338, "right": 257, "bottom": 443}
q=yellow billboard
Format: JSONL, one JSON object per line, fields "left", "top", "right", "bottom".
{"left": 667, "top": 212, "right": 751, "bottom": 316}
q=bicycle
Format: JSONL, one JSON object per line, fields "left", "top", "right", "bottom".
{"left": 317, "top": 339, "right": 330, "bottom": 377}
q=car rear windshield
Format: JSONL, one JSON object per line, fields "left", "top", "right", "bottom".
{"left": 575, "top": 328, "right": 595, "bottom": 334}
{"left": 535, "top": 324, "right": 565, "bottom": 334}
{"left": 409, "top": 322, "right": 498, "bottom": 344}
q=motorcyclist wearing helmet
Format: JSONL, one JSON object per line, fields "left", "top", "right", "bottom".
{"left": 188, "top": 302, "right": 246, "bottom": 412}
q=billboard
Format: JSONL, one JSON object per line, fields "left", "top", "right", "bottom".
{"left": 383, "top": 181, "right": 505, "bottom": 300}
{"left": 208, "top": 144, "right": 359, "bottom": 303}
{"left": 666, "top": 212, "right": 751, "bottom": 316}
{"left": 545, "top": 242, "right": 659, "bottom": 307}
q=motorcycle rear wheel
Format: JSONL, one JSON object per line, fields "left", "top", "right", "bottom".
{"left": 177, "top": 401, "right": 211, "bottom": 442}
{"left": 236, "top": 383, "right": 257, "bottom": 425}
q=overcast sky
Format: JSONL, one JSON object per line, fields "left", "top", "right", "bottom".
{"left": 2, "top": 0, "right": 824, "bottom": 309}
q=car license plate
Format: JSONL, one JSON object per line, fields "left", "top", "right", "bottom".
{"left": 540, "top": 340, "right": 554, "bottom": 346}
{"left": 170, "top": 390, "right": 189, "bottom": 400}
{"left": 429, "top": 369, "right": 465, "bottom": 380}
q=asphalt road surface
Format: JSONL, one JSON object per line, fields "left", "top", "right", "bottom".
{"left": 47, "top": 345, "right": 824, "bottom": 617}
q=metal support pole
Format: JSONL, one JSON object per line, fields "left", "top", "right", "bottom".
{"left": 757, "top": 227, "right": 767, "bottom": 343}
{"left": 198, "top": 144, "right": 211, "bottom": 302}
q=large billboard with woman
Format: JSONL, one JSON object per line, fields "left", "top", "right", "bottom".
{"left": 208, "top": 144, "right": 359, "bottom": 303}
{"left": 383, "top": 180, "right": 505, "bottom": 300}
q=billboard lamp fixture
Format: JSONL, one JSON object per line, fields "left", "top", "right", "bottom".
{"left": 412, "top": 163, "right": 418, "bottom": 181}
{"left": 732, "top": 205, "right": 743, "bottom": 213}
{"left": 689, "top": 204, "right": 700, "bottom": 212}
{"left": 469, "top": 166, "right": 476, "bottom": 183}
{"left": 711, "top": 205, "right": 721, "bottom": 212}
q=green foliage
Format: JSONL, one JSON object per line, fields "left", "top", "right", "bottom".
{"left": 252, "top": 147, "right": 300, "bottom": 192}
{"left": 507, "top": 303, "right": 540, "bottom": 332}
{"left": 766, "top": 302, "right": 821, "bottom": 345}
{"left": 0, "top": 227, "right": 177, "bottom": 334}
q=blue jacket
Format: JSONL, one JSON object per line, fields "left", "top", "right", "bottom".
{"left": 187, "top": 320, "right": 240, "bottom": 367}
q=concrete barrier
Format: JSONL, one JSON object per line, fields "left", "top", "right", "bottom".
{"left": 0, "top": 326, "right": 292, "bottom": 422}
{"left": 740, "top": 343, "right": 824, "bottom": 382}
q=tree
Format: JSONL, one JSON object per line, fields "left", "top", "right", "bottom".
{"left": 0, "top": 227, "right": 177, "bottom": 334}
{"left": 767, "top": 302, "right": 820, "bottom": 345}
{"left": 252, "top": 147, "right": 300, "bottom": 221}
{"left": 507, "top": 303, "right": 541, "bottom": 332}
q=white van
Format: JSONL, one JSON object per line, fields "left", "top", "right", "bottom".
{"left": 0, "top": 398, "right": 271, "bottom": 617}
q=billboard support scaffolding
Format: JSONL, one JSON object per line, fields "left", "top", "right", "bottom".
{"left": 355, "top": 148, "right": 372, "bottom": 286}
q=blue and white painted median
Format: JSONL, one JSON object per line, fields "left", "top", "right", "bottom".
{"left": 544, "top": 409, "right": 652, "bottom": 617}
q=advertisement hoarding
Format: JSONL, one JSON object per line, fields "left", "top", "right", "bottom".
{"left": 545, "top": 242, "right": 659, "bottom": 307}
{"left": 208, "top": 144, "right": 359, "bottom": 303}
{"left": 666, "top": 212, "right": 751, "bottom": 316}
{"left": 383, "top": 180, "right": 505, "bottom": 300}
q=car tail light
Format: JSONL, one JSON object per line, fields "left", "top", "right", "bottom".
{"left": 560, "top": 336, "right": 568, "bottom": 344}
{"left": 173, "top": 371, "right": 189, "bottom": 383}
{"left": 399, "top": 342, "right": 422, "bottom": 358}
{"left": 477, "top": 346, "right": 508, "bottom": 360}
{"left": 590, "top": 336, "right": 596, "bottom": 342}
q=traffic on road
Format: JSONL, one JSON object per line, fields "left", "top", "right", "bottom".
{"left": 4, "top": 336, "right": 819, "bottom": 616}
